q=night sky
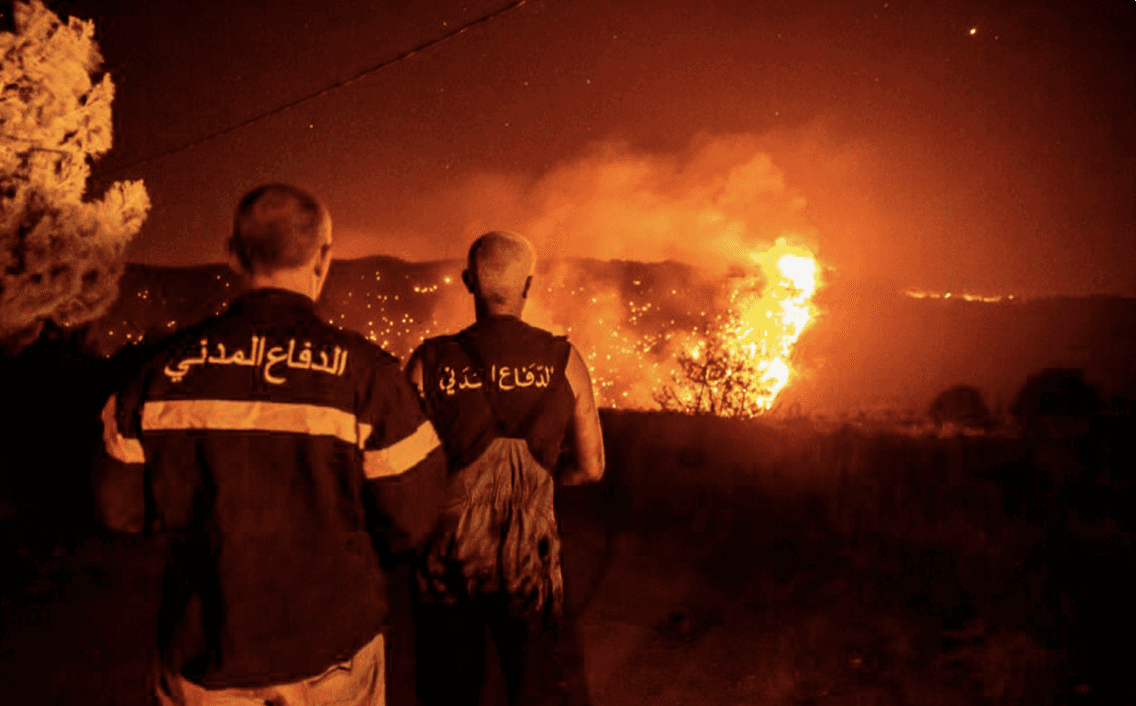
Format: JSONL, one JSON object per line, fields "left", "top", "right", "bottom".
{"left": 52, "top": 0, "right": 1136, "bottom": 297}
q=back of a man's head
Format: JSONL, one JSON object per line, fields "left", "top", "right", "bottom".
{"left": 467, "top": 231, "right": 535, "bottom": 314}
{"left": 229, "top": 184, "right": 328, "bottom": 275}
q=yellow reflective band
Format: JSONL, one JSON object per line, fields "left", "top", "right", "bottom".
{"left": 142, "top": 399, "right": 364, "bottom": 447}
{"left": 363, "top": 421, "right": 441, "bottom": 479}
{"left": 101, "top": 394, "right": 145, "bottom": 464}
{"left": 356, "top": 421, "right": 374, "bottom": 450}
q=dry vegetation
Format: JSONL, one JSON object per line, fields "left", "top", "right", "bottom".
{"left": 584, "top": 407, "right": 1133, "bottom": 703}
{"left": 0, "top": 355, "right": 1131, "bottom": 702}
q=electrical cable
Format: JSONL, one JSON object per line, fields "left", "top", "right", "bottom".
{"left": 90, "top": 0, "right": 528, "bottom": 181}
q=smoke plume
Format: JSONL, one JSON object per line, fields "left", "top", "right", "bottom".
{"left": 444, "top": 133, "right": 818, "bottom": 273}
{"left": 393, "top": 134, "right": 824, "bottom": 408}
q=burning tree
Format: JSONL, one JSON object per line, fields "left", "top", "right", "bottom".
{"left": 654, "top": 318, "right": 778, "bottom": 417}
{"left": 0, "top": 0, "right": 149, "bottom": 352}
{"left": 656, "top": 239, "right": 819, "bottom": 418}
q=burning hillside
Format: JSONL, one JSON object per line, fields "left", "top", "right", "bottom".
{"left": 88, "top": 248, "right": 821, "bottom": 412}
{"left": 86, "top": 257, "right": 1136, "bottom": 419}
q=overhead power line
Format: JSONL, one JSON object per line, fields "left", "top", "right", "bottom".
{"left": 91, "top": 0, "right": 528, "bottom": 181}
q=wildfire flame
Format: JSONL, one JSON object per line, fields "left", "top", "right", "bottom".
{"left": 102, "top": 241, "right": 822, "bottom": 416}
{"left": 722, "top": 239, "right": 819, "bottom": 410}
{"left": 657, "top": 238, "right": 820, "bottom": 416}
{"left": 904, "top": 289, "right": 1013, "bottom": 303}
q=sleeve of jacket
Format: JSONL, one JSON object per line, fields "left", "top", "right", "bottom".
{"left": 359, "top": 351, "right": 447, "bottom": 557}
{"left": 94, "top": 370, "right": 149, "bottom": 534}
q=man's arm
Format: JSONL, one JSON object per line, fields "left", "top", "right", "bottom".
{"left": 361, "top": 354, "right": 445, "bottom": 558}
{"left": 559, "top": 344, "right": 605, "bottom": 485}
{"left": 404, "top": 348, "right": 425, "bottom": 399}
{"left": 94, "top": 392, "right": 147, "bottom": 533}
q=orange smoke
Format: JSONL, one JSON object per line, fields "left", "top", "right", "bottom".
{"left": 396, "top": 135, "right": 829, "bottom": 413}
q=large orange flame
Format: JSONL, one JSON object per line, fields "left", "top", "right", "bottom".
{"left": 720, "top": 239, "right": 819, "bottom": 410}
{"left": 657, "top": 238, "right": 821, "bottom": 416}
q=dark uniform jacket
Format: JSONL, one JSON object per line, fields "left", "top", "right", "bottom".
{"left": 411, "top": 316, "right": 575, "bottom": 623}
{"left": 99, "top": 288, "right": 445, "bottom": 689}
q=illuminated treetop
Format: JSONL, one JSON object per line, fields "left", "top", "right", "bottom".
{"left": 1, "top": 0, "right": 149, "bottom": 352}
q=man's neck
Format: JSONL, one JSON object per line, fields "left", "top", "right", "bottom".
{"left": 246, "top": 271, "right": 316, "bottom": 300}
{"left": 474, "top": 300, "right": 523, "bottom": 321}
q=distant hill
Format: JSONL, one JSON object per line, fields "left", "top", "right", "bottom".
{"left": 88, "top": 257, "right": 1136, "bottom": 416}
{"left": 786, "top": 281, "right": 1136, "bottom": 416}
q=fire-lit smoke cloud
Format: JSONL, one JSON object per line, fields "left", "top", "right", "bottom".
{"left": 447, "top": 133, "right": 819, "bottom": 273}
{"left": 397, "top": 135, "right": 825, "bottom": 409}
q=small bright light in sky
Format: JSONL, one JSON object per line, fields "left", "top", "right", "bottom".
{"left": 969, "top": 28, "right": 977, "bottom": 35}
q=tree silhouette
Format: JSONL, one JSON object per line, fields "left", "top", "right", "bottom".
{"left": 1, "top": 0, "right": 149, "bottom": 353}
{"left": 928, "top": 384, "right": 990, "bottom": 428}
{"left": 654, "top": 317, "right": 777, "bottom": 418}
{"left": 1011, "top": 368, "right": 1103, "bottom": 420}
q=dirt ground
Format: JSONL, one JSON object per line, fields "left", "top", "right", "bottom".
{"left": 1, "top": 481, "right": 1104, "bottom": 706}
{"left": 554, "top": 493, "right": 1057, "bottom": 706}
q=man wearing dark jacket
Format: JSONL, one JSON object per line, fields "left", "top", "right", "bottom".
{"left": 405, "top": 231, "right": 605, "bottom": 705}
{"left": 96, "top": 184, "right": 445, "bottom": 705}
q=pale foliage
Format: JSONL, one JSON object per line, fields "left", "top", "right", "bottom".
{"left": 0, "top": 0, "right": 149, "bottom": 348}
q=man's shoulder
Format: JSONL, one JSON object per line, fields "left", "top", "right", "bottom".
{"left": 136, "top": 316, "right": 220, "bottom": 367}
{"left": 413, "top": 321, "right": 570, "bottom": 358}
{"left": 316, "top": 326, "right": 408, "bottom": 385}
{"left": 478, "top": 317, "right": 568, "bottom": 343}
{"left": 105, "top": 315, "right": 225, "bottom": 404}
{"left": 410, "top": 331, "right": 463, "bottom": 358}
{"left": 327, "top": 325, "right": 397, "bottom": 360}
{"left": 515, "top": 321, "right": 571, "bottom": 357}
{"left": 517, "top": 319, "right": 568, "bottom": 343}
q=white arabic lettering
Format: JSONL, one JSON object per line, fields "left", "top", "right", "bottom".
{"left": 458, "top": 366, "right": 483, "bottom": 390}
{"left": 497, "top": 366, "right": 514, "bottom": 391}
{"left": 440, "top": 366, "right": 457, "bottom": 396}
{"left": 433, "top": 362, "right": 557, "bottom": 395}
{"left": 263, "top": 344, "right": 288, "bottom": 385}
{"left": 163, "top": 334, "right": 346, "bottom": 385}
{"left": 163, "top": 339, "right": 209, "bottom": 382}
{"left": 514, "top": 366, "right": 535, "bottom": 388}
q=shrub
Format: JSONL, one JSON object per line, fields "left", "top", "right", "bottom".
{"left": 928, "top": 384, "right": 990, "bottom": 428}
{"left": 1011, "top": 368, "right": 1102, "bottom": 419}
{"left": 653, "top": 321, "right": 778, "bottom": 418}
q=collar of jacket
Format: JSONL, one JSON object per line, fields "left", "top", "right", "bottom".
{"left": 473, "top": 313, "right": 523, "bottom": 328}
{"left": 228, "top": 288, "right": 318, "bottom": 320}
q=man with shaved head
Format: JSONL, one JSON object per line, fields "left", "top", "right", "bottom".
{"left": 96, "top": 183, "right": 445, "bottom": 705}
{"left": 406, "top": 231, "right": 604, "bottom": 705}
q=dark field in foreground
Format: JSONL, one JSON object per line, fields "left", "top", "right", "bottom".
{"left": 2, "top": 407, "right": 1132, "bottom": 705}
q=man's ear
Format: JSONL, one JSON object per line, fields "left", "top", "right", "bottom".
{"left": 226, "top": 246, "right": 247, "bottom": 277}
{"left": 314, "top": 242, "right": 332, "bottom": 278}
{"left": 522, "top": 275, "right": 532, "bottom": 300}
{"left": 462, "top": 269, "right": 476, "bottom": 295}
